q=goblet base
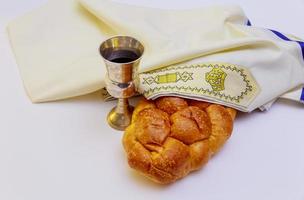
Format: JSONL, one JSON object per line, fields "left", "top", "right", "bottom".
{"left": 107, "top": 99, "right": 134, "bottom": 131}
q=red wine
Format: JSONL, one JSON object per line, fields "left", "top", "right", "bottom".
{"left": 106, "top": 49, "right": 140, "bottom": 63}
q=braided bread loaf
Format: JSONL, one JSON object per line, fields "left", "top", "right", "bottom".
{"left": 123, "top": 97, "right": 236, "bottom": 184}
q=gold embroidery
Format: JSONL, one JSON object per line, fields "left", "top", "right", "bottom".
{"left": 137, "top": 63, "right": 260, "bottom": 109}
{"left": 143, "top": 72, "right": 193, "bottom": 85}
{"left": 205, "top": 67, "right": 227, "bottom": 91}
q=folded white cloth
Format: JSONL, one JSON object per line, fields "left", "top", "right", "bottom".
{"left": 7, "top": 0, "right": 304, "bottom": 111}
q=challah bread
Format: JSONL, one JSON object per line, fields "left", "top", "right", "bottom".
{"left": 123, "top": 96, "right": 236, "bottom": 184}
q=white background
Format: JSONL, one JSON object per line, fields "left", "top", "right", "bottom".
{"left": 1, "top": 0, "right": 304, "bottom": 200}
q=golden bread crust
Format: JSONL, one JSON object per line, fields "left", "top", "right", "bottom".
{"left": 123, "top": 97, "right": 236, "bottom": 184}
{"left": 155, "top": 97, "right": 188, "bottom": 115}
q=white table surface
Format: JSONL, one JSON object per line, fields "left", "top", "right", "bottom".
{"left": 1, "top": 0, "right": 304, "bottom": 200}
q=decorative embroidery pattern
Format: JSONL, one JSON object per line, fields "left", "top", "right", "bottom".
{"left": 205, "top": 67, "right": 227, "bottom": 91}
{"left": 143, "top": 71, "right": 193, "bottom": 85}
{"left": 138, "top": 63, "right": 259, "bottom": 108}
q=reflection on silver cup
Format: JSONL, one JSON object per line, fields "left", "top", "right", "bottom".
{"left": 100, "top": 36, "right": 144, "bottom": 131}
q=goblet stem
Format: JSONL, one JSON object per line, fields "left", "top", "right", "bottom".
{"left": 107, "top": 98, "right": 133, "bottom": 131}
{"left": 116, "top": 98, "right": 130, "bottom": 114}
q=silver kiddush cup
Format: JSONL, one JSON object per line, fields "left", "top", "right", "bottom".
{"left": 100, "top": 36, "right": 144, "bottom": 131}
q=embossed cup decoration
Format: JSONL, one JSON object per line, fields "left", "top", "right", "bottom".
{"left": 100, "top": 36, "right": 144, "bottom": 131}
